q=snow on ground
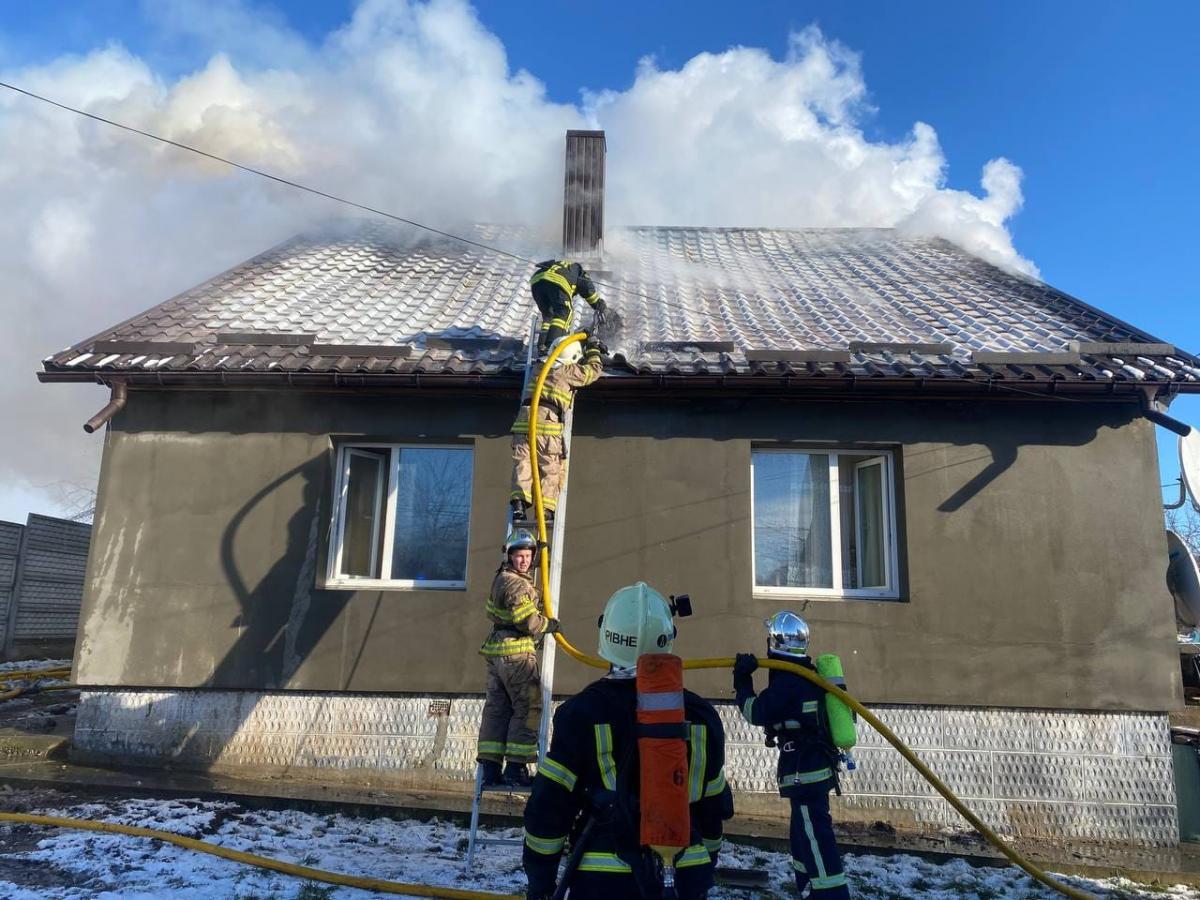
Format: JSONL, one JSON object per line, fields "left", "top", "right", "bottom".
{"left": 0, "top": 794, "right": 1192, "bottom": 899}
{"left": 0, "top": 659, "right": 71, "bottom": 675}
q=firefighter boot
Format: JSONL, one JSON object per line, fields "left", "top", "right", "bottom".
{"left": 503, "top": 762, "right": 533, "bottom": 787}
{"left": 479, "top": 760, "right": 504, "bottom": 787}
{"left": 510, "top": 499, "right": 529, "bottom": 524}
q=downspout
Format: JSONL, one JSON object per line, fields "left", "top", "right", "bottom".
{"left": 1140, "top": 388, "right": 1192, "bottom": 437}
{"left": 83, "top": 379, "right": 127, "bottom": 434}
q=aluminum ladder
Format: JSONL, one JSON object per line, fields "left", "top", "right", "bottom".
{"left": 466, "top": 313, "right": 580, "bottom": 867}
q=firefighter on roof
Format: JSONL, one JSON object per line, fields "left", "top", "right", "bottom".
{"left": 733, "top": 613, "right": 852, "bottom": 898}
{"left": 476, "top": 529, "right": 560, "bottom": 787}
{"left": 530, "top": 259, "right": 608, "bottom": 353}
{"left": 522, "top": 583, "right": 733, "bottom": 900}
{"left": 510, "top": 335, "right": 605, "bottom": 525}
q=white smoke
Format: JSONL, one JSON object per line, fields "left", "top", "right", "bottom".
{"left": 0, "top": 0, "right": 1036, "bottom": 521}
{"left": 590, "top": 28, "right": 1033, "bottom": 275}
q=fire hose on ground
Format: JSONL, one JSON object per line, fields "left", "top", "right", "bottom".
{"left": 0, "top": 336, "right": 1096, "bottom": 899}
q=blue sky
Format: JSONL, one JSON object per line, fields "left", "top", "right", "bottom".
{"left": 1, "top": 0, "right": 1197, "bottom": 514}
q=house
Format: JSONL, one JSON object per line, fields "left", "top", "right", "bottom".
{"left": 42, "top": 131, "right": 1198, "bottom": 848}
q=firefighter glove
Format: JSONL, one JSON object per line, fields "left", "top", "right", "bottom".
{"left": 734, "top": 653, "right": 759, "bottom": 677}
{"left": 585, "top": 337, "right": 608, "bottom": 355}
{"left": 544, "top": 617, "right": 561, "bottom": 634}
{"left": 593, "top": 297, "right": 608, "bottom": 326}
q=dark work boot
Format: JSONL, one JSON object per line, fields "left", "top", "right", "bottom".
{"left": 510, "top": 499, "right": 528, "bottom": 523}
{"left": 543, "top": 509, "right": 555, "bottom": 528}
{"left": 542, "top": 324, "right": 566, "bottom": 354}
{"left": 479, "top": 760, "right": 504, "bottom": 787}
{"left": 504, "top": 762, "right": 533, "bottom": 787}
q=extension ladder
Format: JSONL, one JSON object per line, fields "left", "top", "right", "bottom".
{"left": 465, "top": 312, "right": 580, "bottom": 867}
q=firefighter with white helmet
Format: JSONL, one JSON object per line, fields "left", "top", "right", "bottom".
{"left": 733, "top": 612, "right": 852, "bottom": 898}
{"left": 522, "top": 583, "right": 732, "bottom": 899}
{"left": 476, "top": 529, "right": 560, "bottom": 787}
{"left": 510, "top": 334, "right": 606, "bottom": 525}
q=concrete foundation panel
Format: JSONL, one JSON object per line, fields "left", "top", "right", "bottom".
{"left": 74, "top": 689, "right": 1178, "bottom": 847}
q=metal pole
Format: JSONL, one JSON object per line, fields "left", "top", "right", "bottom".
{"left": 465, "top": 764, "right": 484, "bottom": 868}
{"left": 3, "top": 521, "right": 30, "bottom": 659}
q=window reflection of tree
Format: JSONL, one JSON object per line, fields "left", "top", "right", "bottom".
{"left": 392, "top": 449, "right": 472, "bottom": 582}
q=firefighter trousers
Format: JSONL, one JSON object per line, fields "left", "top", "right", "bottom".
{"left": 512, "top": 432, "right": 565, "bottom": 511}
{"left": 477, "top": 652, "right": 543, "bottom": 764}
{"left": 532, "top": 281, "right": 573, "bottom": 351}
{"left": 788, "top": 792, "right": 850, "bottom": 897}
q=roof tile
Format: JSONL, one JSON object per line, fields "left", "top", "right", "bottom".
{"left": 43, "top": 221, "right": 1197, "bottom": 388}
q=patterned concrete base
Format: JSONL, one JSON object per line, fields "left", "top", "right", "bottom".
{"left": 73, "top": 689, "right": 1178, "bottom": 847}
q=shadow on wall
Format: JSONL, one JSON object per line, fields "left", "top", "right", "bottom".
{"left": 574, "top": 394, "right": 1139, "bottom": 514}
{"left": 170, "top": 454, "right": 373, "bottom": 769}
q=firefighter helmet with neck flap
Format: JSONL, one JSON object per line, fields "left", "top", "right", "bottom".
{"left": 548, "top": 335, "right": 583, "bottom": 367}
{"left": 597, "top": 582, "right": 676, "bottom": 669}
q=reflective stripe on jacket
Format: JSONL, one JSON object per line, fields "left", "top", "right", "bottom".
{"left": 512, "top": 350, "right": 603, "bottom": 428}
{"left": 530, "top": 260, "right": 600, "bottom": 306}
{"left": 480, "top": 563, "right": 550, "bottom": 658}
{"left": 734, "top": 656, "right": 839, "bottom": 796}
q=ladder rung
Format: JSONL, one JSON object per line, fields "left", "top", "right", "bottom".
{"left": 478, "top": 783, "right": 532, "bottom": 795}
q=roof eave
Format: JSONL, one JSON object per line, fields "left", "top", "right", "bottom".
{"left": 38, "top": 367, "right": 1200, "bottom": 400}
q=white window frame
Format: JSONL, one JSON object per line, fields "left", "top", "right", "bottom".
{"left": 326, "top": 442, "right": 473, "bottom": 591}
{"left": 750, "top": 447, "right": 900, "bottom": 601}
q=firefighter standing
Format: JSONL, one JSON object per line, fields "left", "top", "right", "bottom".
{"left": 530, "top": 259, "right": 609, "bottom": 353}
{"left": 522, "top": 583, "right": 733, "bottom": 900}
{"left": 510, "top": 335, "right": 605, "bottom": 525}
{"left": 476, "top": 529, "right": 560, "bottom": 787}
{"left": 733, "top": 613, "right": 851, "bottom": 898}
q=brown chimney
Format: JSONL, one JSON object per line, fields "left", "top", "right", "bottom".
{"left": 562, "top": 130, "right": 605, "bottom": 259}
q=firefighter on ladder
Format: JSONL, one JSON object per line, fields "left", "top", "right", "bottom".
{"left": 510, "top": 335, "right": 605, "bottom": 526}
{"left": 476, "top": 529, "right": 560, "bottom": 787}
{"left": 734, "top": 613, "right": 852, "bottom": 898}
{"left": 522, "top": 583, "right": 733, "bottom": 899}
{"left": 530, "top": 260, "right": 610, "bottom": 354}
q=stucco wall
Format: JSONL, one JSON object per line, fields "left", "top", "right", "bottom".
{"left": 75, "top": 388, "right": 1179, "bottom": 711}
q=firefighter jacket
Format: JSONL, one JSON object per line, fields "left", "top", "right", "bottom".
{"left": 530, "top": 260, "right": 601, "bottom": 307}
{"left": 510, "top": 348, "right": 603, "bottom": 439}
{"left": 523, "top": 676, "right": 732, "bottom": 897}
{"left": 480, "top": 563, "right": 551, "bottom": 658}
{"left": 734, "top": 654, "right": 840, "bottom": 797}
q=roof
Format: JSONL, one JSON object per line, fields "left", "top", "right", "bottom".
{"left": 41, "top": 221, "right": 1200, "bottom": 396}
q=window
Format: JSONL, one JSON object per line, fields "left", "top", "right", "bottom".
{"left": 751, "top": 448, "right": 899, "bottom": 600}
{"left": 327, "top": 444, "right": 473, "bottom": 589}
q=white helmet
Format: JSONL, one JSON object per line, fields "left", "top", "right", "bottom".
{"left": 548, "top": 335, "right": 583, "bottom": 367}
{"left": 765, "top": 610, "right": 810, "bottom": 659}
{"left": 597, "top": 582, "right": 676, "bottom": 669}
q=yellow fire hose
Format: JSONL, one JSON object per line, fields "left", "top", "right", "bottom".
{"left": 528, "top": 332, "right": 1095, "bottom": 900}
{"left": 0, "top": 813, "right": 520, "bottom": 899}
{"left": 0, "top": 668, "right": 76, "bottom": 702}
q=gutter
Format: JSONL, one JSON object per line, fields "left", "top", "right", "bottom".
{"left": 83, "top": 379, "right": 127, "bottom": 434}
{"left": 39, "top": 368, "right": 1170, "bottom": 405}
